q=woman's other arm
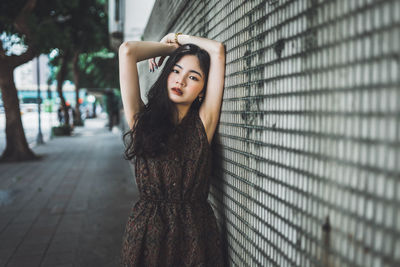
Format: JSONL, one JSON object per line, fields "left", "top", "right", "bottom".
{"left": 118, "top": 41, "right": 177, "bottom": 129}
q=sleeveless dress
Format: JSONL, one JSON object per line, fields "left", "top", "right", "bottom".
{"left": 120, "top": 108, "right": 225, "bottom": 267}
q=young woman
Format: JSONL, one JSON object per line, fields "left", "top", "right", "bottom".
{"left": 119, "top": 32, "right": 226, "bottom": 266}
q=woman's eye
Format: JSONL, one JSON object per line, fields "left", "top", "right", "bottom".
{"left": 190, "top": 76, "right": 199, "bottom": 81}
{"left": 172, "top": 69, "right": 179, "bottom": 73}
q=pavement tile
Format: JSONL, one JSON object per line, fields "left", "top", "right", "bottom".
{"left": 12, "top": 210, "right": 40, "bottom": 223}
{"left": 0, "top": 238, "right": 20, "bottom": 250}
{"left": 23, "top": 233, "right": 53, "bottom": 245}
{"left": 0, "top": 211, "right": 18, "bottom": 224}
{"left": 47, "top": 203, "right": 68, "bottom": 215}
{"left": 0, "top": 248, "right": 14, "bottom": 264}
{"left": 52, "top": 232, "right": 80, "bottom": 244}
{"left": 52, "top": 193, "right": 72, "bottom": 200}
{"left": 55, "top": 223, "right": 81, "bottom": 234}
{"left": 14, "top": 242, "right": 48, "bottom": 256}
{"left": 25, "top": 199, "right": 49, "bottom": 211}
{"left": 29, "top": 224, "right": 57, "bottom": 234}
{"left": 0, "top": 222, "right": 32, "bottom": 239}
{"left": 6, "top": 254, "right": 42, "bottom": 267}
{"left": 41, "top": 251, "right": 75, "bottom": 267}
{"left": 33, "top": 214, "right": 61, "bottom": 227}
{"left": 46, "top": 242, "right": 76, "bottom": 254}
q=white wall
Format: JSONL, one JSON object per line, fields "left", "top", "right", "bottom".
{"left": 108, "top": 0, "right": 123, "bottom": 35}
{"left": 123, "top": 0, "right": 155, "bottom": 41}
{"left": 14, "top": 54, "right": 50, "bottom": 90}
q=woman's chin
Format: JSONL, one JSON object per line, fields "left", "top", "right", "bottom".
{"left": 169, "top": 96, "right": 192, "bottom": 106}
{"left": 169, "top": 94, "right": 184, "bottom": 102}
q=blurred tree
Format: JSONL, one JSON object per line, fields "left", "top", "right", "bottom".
{"left": 78, "top": 48, "right": 119, "bottom": 90}
{"left": 0, "top": 0, "right": 112, "bottom": 162}
{"left": 46, "top": 0, "right": 113, "bottom": 126}
{"left": 0, "top": 0, "right": 55, "bottom": 161}
{"left": 48, "top": 49, "right": 119, "bottom": 125}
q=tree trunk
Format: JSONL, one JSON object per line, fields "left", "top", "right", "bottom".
{"left": 56, "top": 50, "right": 70, "bottom": 127}
{"left": 72, "top": 51, "right": 83, "bottom": 126}
{"left": 0, "top": 63, "right": 37, "bottom": 162}
{"left": 0, "top": 0, "right": 39, "bottom": 162}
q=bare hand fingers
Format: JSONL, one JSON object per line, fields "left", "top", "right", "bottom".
{"left": 152, "top": 58, "right": 158, "bottom": 70}
{"left": 149, "top": 58, "right": 157, "bottom": 72}
{"left": 149, "top": 59, "right": 155, "bottom": 72}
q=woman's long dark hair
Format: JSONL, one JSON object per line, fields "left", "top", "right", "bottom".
{"left": 122, "top": 43, "right": 211, "bottom": 160}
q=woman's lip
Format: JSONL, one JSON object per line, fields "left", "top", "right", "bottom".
{"left": 172, "top": 88, "right": 183, "bottom": 95}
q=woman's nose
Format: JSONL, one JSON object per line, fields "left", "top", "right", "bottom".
{"left": 176, "top": 77, "right": 185, "bottom": 86}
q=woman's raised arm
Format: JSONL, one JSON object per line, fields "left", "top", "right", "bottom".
{"left": 118, "top": 41, "right": 177, "bottom": 129}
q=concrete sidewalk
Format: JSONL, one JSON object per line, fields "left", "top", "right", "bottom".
{"left": 0, "top": 117, "right": 138, "bottom": 267}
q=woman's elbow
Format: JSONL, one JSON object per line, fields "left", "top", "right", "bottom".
{"left": 214, "top": 42, "right": 225, "bottom": 59}
{"left": 119, "top": 41, "right": 137, "bottom": 57}
{"left": 213, "top": 42, "right": 225, "bottom": 57}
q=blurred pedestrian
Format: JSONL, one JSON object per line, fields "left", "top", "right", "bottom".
{"left": 57, "top": 106, "right": 64, "bottom": 125}
{"left": 66, "top": 102, "right": 74, "bottom": 128}
{"left": 105, "top": 89, "right": 118, "bottom": 131}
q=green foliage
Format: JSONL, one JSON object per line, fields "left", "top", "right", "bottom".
{"left": 44, "top": 0, "right": 117, "bottom": 90}
{"left": 1, "top": 0, "right": 118, "bottom": 90}
{"left": 0, "top": 0, "right": 73, "bottom": 55}
{"left": 47, "top": 48, "right": 119, "bottom": 89}
{"left": 1, "top": 0, "right": 111, "bottom": 59}
{"left": 79, "top": 49, "right": 119, "bottom": 89}
{"left": 0, "top": 0, "right": 28, "bottom": 33}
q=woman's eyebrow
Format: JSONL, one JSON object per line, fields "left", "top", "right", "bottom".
{"left": 175, "top": 64, "right": 203, "bottom": 78}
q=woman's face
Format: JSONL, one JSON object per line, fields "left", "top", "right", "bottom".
{"left": 167, "top": 55, "right": 205, "bottom": 105}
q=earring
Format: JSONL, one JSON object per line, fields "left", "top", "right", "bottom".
{"left": 198, "top": 96, "right": 203, "bottom": 102}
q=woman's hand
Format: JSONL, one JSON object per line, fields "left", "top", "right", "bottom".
{"left": 148, "top": 33, "right": 180, "bottom": 72}
{"left": 159, "top": 33, "right": 178, "bottom": 45}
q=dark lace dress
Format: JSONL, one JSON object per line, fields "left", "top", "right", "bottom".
{"left": 120, "top": 108, "right": 225, "bottom": 267}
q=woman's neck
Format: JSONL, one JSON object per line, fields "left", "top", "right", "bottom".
{"left": 175, "top": 104, "right": 191, "bottom": 123}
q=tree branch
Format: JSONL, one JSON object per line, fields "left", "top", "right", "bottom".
{"left": 7, "top": 0, "right": 39, "bottom": 68}
{"left": 0, "top": 39, "right": 6, "bottom": 59}
{"left": 9, "top": 44, "right": 36, "bottom": 68}
{"left": 14, "top": 0, "right": 38, "bottom": 39}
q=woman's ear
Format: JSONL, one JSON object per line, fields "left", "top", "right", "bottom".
{"left": 199, "top": 89, "right": 205, "bottom": 98}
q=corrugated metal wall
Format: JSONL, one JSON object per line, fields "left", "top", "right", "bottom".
{"left": 141, "top": 0, "right": 400, "bottom": 266}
